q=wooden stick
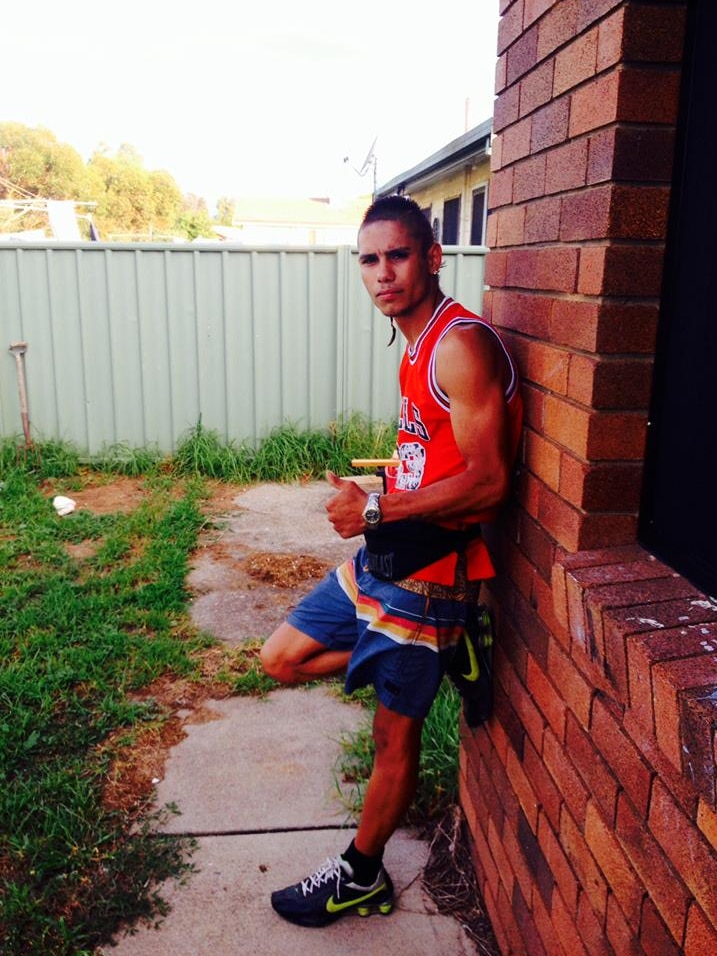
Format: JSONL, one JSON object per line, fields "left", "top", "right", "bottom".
{"left": 9, "top": 342, "right": 32, "bottom": 447}
{"left": 350, "top": 458, "right": 399, "bottom": 468}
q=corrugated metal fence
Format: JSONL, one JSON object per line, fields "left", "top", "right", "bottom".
{"left": 1, "top": 242, "right": 486, "bottom": 455}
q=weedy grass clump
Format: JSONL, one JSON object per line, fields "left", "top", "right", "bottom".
{"left": 0, "top": 464, "right": 207, "bottom": 955}
{"left": 171, "top": 414, "right": 397, "bottom": 483}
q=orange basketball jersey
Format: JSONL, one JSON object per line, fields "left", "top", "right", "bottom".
{"left": 386, "top": 297, "right": 522, "bottom": 584}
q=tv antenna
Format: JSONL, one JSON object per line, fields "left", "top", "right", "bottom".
{"left": 344, "top": 137, "right": 378, "bottom": 199}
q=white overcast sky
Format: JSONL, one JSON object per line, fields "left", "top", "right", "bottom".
{"left": 5, "top": 1, "right": 500, "bottom": 207}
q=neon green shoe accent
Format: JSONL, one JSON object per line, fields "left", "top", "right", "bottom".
{"left": 326, "top": 884, "right": 387, "bottom": 915}
{"left": 461, "top": 632, "right": 480, "bottom": 682}
{"left": 477, "top": 607, "right": 494, "bottom": 647}
{"left": 357, "top": 899, "right": 394, "bottom": 917}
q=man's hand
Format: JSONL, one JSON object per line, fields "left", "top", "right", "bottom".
{"left": 325, "top": 471, "right": 369, "bottom": 538}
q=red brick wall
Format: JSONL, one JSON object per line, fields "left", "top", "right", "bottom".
{"left": 460, "top": 2, "right": 717, "bottom": 954}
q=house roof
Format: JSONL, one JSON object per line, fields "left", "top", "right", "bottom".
{"left": 376, "top": 118, "right": 493, "bottom": 197}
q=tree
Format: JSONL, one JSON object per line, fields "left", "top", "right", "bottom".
{"left": 0, "top": 122, "right": 94, "bottom": 201}
{"left": 216, "top": 196, "right": 235, "bottom": 226}
{"left": 149, "top": 170, "right": 183, "bottom": 234}
{"left": 89, "top": 150, "right": 184, "bottom": 240}
{"left": 0, "top": 122, "right": 215, "bottom": 241}
{"left": 175, "top": 194, "right": 215, "bottom": 241}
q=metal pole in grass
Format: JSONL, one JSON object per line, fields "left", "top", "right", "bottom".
{"left": 8, "top": 341, "right": 32, "bottom": 447}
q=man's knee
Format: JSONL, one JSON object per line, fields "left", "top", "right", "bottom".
{"left": 372, "top": 705, "right": 423, "bottom": 764}
{"left": 260, "top": 623, "right": 328, "bottom": 684}
{"left": 260, "top": 626, "right": 296, "bottom": 683}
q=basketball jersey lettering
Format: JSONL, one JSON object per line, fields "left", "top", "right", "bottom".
{"left": 398, "top": 398, "right": 430, "bottom": 441}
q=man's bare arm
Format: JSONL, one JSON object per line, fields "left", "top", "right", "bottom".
{"left": 380, "top": 324, "right": 513, "bottom": 524}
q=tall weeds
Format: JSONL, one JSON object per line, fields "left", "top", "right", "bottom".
{"left": 172, "top": 415, "right": 396, "bottom": 482}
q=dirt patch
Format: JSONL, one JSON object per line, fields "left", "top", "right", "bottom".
{"left": 200, "top": 478, "right": 251, "bottom": 515}
{"left": 101, "top": 644, "right": 255, "bottom": 815}
{"left": 243, "top": 552, "right": 330, "bottom": 588}
{"left": 42, "top": 474, "right": 150, "bottom": 514}
{"left": 65, "top": 540, "right": 102, "bottom": 560}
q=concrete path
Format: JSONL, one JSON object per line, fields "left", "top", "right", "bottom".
{"left": 99, "top": 482, "right": 478, "bottom": 955}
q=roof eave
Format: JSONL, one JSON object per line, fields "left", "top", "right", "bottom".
{"left": 376, "top": 118, "right": 493, "bottom": 198}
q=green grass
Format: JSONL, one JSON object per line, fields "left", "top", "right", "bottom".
{"left": 172, "top": 414, "right": 397, "bottom": 482}
{"left": 335, "top": 680, "right": 462, "bottom": 829}
{"left": 0, "top": 469, "right": 206, "bottom": 955}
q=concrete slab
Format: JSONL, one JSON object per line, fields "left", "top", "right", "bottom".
{"left": 188, "top": 480, "right": 361, "bottom": 643}
{"left": 190, "top": 587, "right": 305, "bottom": 644}
{"left": 155, "top": 688, "right": 366, "bottom": 833}
{"left": 220, "top": 481, "right": 360, "bottom": 567}
{"left": 102, "top": 830, "right": 477, "bottom": 956}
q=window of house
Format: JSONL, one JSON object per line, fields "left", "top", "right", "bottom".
{"left": 441, "top": 198, "right": 460, "bottom": 245}
{"left": 470, "top": 187, "right": 487, "bottom": 245}
{"left": 420, "top": 206, "right": 435, "bottom": 239}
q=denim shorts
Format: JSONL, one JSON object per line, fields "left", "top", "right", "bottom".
{"left": 287, "top": 547, "right": 472, "bottom": 719}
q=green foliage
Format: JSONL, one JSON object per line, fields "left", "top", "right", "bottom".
{"left": 335, "top": 680, "right": 462, "bottom": 828}
{"left": 225, "top": 640, "right": 279, "bottom": 696}
{"left": 0, "top": 122, "right": 94, "bottom": 206}
{"left": 90, "top": 442, "right": 163, "bottom": 477}
{"left": 174, "top": 194, "right": 215, "bottom": 241}
{"left": 216, "top": 195, "right": 236, "bottom": 226}
{"left": 0, "top": 438, "right": 81, "bottom": 480}
{"left": 0, "top": 122, "right": 195, "bottom": 241}
{"left": 0, "top": 414, "right": 397, "bottom": 487}
{"left": 88, "top": 147, "right": 184, "bottom": 240}
{"left": 0, "top": 426, "right": 401, "bottom": 950}
{"left": 172, "top": 416, "right": 396, "bottom": 483}
{"left": 0, "top": 465, "right": 208, "bottom": 953}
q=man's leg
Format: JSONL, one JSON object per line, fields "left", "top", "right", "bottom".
{"left": 260, "top": 621, "right": 351, "bottom": 684}
{"left": 269, "top": 701, "right": 419, "bottom": 927}
{"left": 353, "top": 702, "right": 423, "bottom": 856}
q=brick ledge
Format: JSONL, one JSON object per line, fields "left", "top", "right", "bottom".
{"left": 552, "top": 545, "right": 717, "bottom": 808}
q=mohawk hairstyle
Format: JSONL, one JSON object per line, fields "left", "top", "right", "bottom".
{"left": 360, "top": 194, "right": 436, "bottom": 255}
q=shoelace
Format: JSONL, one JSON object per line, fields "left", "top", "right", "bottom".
{"left": 300, "top": 857, "right": 344, "bottom": 897}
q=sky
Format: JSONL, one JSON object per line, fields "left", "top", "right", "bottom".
{"left": 5, "top": 1, "right": 500, "bottom": 210}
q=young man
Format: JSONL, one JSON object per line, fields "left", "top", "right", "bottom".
{"left": 260, "top": 195, "right": 522, "bottom": 927}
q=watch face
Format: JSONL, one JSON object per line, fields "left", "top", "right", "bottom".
{"left": 364, "top": 494, "right": 381, "bottom": 525}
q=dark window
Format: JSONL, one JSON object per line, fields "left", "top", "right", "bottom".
{"left": 420, "top": 206, "right": 434, "bottom": 240}
{"left": 470, "top": 188, "right": 487, "bottom": 245}
{"left": 639, "top": 0, "right": 717, "bottom": 595}
{"left": 442, "top": 198, "right": 460, "bottom": 245}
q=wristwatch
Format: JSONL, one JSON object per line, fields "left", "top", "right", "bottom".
{"left": 362, "top": 492, "right": 382, "bottom": 526}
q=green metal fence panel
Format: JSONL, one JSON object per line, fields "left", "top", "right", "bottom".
{"left": 1, "top": 242, "right": 486, "bottom": 455}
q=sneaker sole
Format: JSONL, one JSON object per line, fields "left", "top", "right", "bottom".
{"left": 357, "top": 899, "right": 394, "bottom": 917}
{"left": 271, "top": 894, "right": 394, "bottom": 927}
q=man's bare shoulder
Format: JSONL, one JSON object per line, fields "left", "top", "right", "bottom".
{"left": 438, "top": 321, "right": 508, "bottom": 380}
